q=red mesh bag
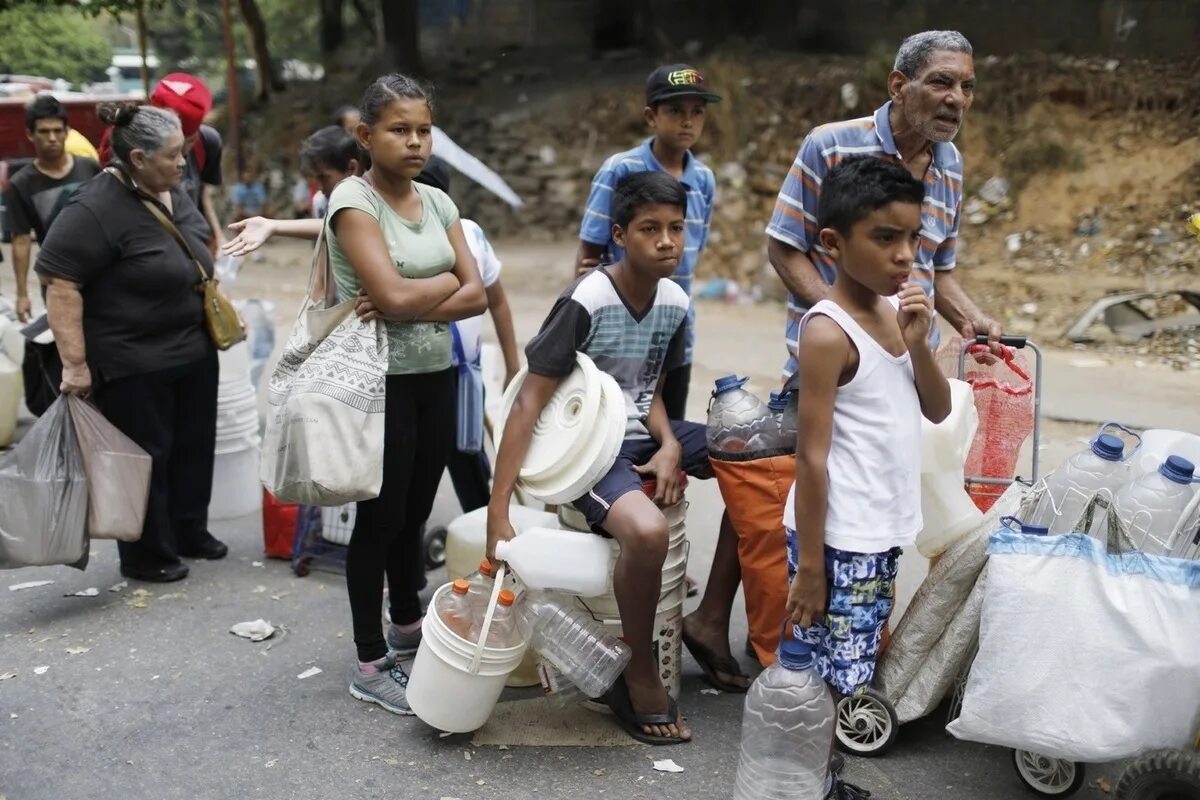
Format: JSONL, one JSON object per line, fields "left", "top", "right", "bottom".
{"left": 962, "top": 344, "right": 1034, "bottom": 511}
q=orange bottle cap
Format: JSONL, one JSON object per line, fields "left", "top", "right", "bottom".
{"left": 498, "top": 589, "right": 515, "bottom": 606}
{"left": 478, "top": 559, "right": 494, "bottom": 577}
{"left": 452, "top": 579, "right": 470, "bottom": 594}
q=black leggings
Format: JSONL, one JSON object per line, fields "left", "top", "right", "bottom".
{"left": 346, "top": 368, "right": 454, "bottom": 662}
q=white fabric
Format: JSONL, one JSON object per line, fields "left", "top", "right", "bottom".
{"left": 783, "top": 299, "right": 922, "bottom": 553}
{"left": 260, "top": 233, "right": 388, "bottom": 505}
{"left": 450, "top": 218, "right": 502, "bottom": 366}
{"left": 948, "top": 531, "right": 1200, "bottom": 761}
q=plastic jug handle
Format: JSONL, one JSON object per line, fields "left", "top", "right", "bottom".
{"left": 973, "top": 334, "right": 1028, "bottom": 349}
{"left": 999, "top": 515, "right": 1021, "bottom": 532}
{"left": 1097, "top": 421, "right": 1143, "bottom": 459}
{"left": 469, "top": 563, "right": 507, "bottom": 675}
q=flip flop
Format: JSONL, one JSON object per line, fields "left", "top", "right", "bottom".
{"left": 603, "top": 675, "right": 689, "bottom": 746}
{"left": 682, "top": 629, "right": 750, "bottom": 694}
{"left": 684, "top": 575, "right": 699, "bottom": 598}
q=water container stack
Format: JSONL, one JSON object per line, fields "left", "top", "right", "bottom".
{"left": 210, "top": 341, "right": 262, "bottom": 519}
{"left": 554, "top": 483, "right": 689, "bottom": 698}
{"left": 734, "top": 637, "right": 835, "bottom": 800}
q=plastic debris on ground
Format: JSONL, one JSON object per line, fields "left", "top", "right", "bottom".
{"left": 297, "top": 666, "right": 322, "bottom": 680}
{"left": 653, "top": 759, "right": 685, "bottom": 773}
{"left": 108, "top": 581, "right": 127, "bottom": 592}
{"left": 65, "top": 588, "right": 99, "bottom": 597}
{"left": 33, "top": 666, "right": 49, "bottom": 675}
{"left": 8, "top": 581, "right": 53, "bottom": 592}
{"left": 230, "top": 619, "right": 276, "bottom": 642}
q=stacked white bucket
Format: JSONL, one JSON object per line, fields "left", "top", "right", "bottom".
{"left": 558, "top": 499, "right": 688, "bottom": 699}
{"left": 210, "top": 341, "right": 262, "bottom": 519}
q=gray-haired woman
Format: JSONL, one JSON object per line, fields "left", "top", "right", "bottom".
{"left": 37, "top": 103, "right": 227, "bottom": 583}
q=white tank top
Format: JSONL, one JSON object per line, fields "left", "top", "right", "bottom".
{"left": 783, "top": 299, "right": 923, "bottom": 553}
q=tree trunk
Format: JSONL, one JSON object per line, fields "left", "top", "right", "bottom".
{"left": 237, "top": 0, "right": 284, "bottom": 103}
{"left": 319, "top": 0, "right": 345, "bottom": 55}
{"left": 380, "top": 0, "right": 420, "bottom": 73}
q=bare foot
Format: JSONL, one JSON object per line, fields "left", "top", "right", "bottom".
{"left": 625, "top": 670, "right": 692, "bottom": 741}
{"left": 683, "top": 613, "right": 751, "bottom": 691}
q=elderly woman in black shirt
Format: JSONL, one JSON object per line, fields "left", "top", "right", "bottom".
{"left": 37, "top": 103, "right": 227, "bottom": 583}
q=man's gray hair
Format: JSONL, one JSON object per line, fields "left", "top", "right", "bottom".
{"left": 893, "top": 31, "right": 973, "bottom": 78}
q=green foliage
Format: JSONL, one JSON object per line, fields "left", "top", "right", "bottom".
{"left": 1004, "top": 136, "right": 1085, "bottom": 191}
{"left": 0, "top": 5, "right": 114, "bottom": 84}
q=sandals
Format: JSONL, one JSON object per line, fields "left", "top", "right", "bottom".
{"left": 682, "top": 629, "right": 750, "bottom": 693}
{"left": 603, "top": 675, "right": 689, "bottom": 746}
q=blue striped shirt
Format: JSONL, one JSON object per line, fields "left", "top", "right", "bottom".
{"left": 765, "top": 102, "right": 964, "bottom": 377}
{"left": 579, "top": 138, "right": 716, "bottom": 364}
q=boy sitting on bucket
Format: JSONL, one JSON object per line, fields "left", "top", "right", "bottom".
{"left": 786, "top": 156, "right": 951, "bottom": 798}
{"left": 488, "top": 171, "right": 712, "bottom": 745}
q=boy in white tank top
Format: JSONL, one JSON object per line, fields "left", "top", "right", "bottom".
{"left": 784, "top": 157, "right": 951, "bottom": 798}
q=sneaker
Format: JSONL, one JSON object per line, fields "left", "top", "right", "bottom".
{"left": 386, "top": 621, "right": 423, "bottom": 655}
{"left": 348, "top": 655, "right": 415, "bottom": 716}
{"left": 826, "top": 776, "right": 872, "bottom": 800}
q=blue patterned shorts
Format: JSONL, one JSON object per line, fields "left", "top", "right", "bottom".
{"left": 786, "top": 527, "right": 900, "bottom": 697}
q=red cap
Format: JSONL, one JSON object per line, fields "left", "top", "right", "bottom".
{"left": 150, "top": 73, "right": 212, "bottom": 137}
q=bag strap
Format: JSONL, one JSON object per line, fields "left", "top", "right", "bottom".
{"left": 106, "top": 167, "right": 210, "bottom": 282}
{"left": 450, "top": 322, "right": 467, "bottom": 365}
{"left": 305, "top": 222, "right": 336, "bottom": 310}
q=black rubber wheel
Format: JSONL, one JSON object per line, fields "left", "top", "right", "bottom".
{"left": 834, "top": 688, "right": 899, "bottom": 757}
{"left": 1115, "top": 748, "right": 1200, "bottom": 800}
{"left": 423, "top": 525, "right": 447, "bottom": 570}
{"left": 293, "top": 557, "right": 311, "bottom": 577}
{"left": 1012, "top": 749, "right": 1087, "bottom": 797}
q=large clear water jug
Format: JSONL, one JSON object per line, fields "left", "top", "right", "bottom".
{"left": 707, "top": 375, "right": 770, "bottom": 453}
{"left": 517, "top": 592, "right": 631, "bottom": 698}
{"left": 1033, "top": 433, "right": 1130, "bottom": 535}
{"left": 746, "top": 392, "right": 795, "bottom": 452}
{"left": 1113, "top": 455, "right": 1197, "bottom": 555}
{"left": 734, "top": 638, "right": 834, "bottom": 800}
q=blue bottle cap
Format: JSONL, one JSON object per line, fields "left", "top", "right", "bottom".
{"left": 1021, "top": 523, "right": 1050, "bottom": 535}
{"left": 767, "top": 393, "right": 788, "bottom": 412}
{"left": 1090, "top": 434, "right": 1124, "bottom": 462}
{"left": 713, "top": 375, "right": 749, "bottom": 394}
{"left": 1159, "top": 455, "right": 1196, "bottom": 485}
{"left": 778, "top": 639, "right": 816, "bottom": 670}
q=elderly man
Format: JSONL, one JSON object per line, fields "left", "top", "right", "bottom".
{"left": 767, "top": 30, "right": 1000, "bottom": 377}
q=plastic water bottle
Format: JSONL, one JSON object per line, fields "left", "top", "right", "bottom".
{"left": 1113, "top": 455, "right": 1197, "bottom": 555}
{"left": 516, "top": 592, "right": 631, "bottom": 698}
{"left": 707, "top": 375, "right": 771, "bottom": 453}
{"left": 1033, "top": 433, "right": 1129, "bottom": 535}
{"left": 465, "top": 559, "right": 497, "bottom": 615}
{"left": 436, "top": 579, "right": 474, "bottom": 640}
{"left": 494, "top": 528, "right": 612, "bottom": 596}
{"left": 734, "top": 639, "right": 835, "bottom": 800}
{"left": 469, "top": 588, "right": 523, "bottom": 649}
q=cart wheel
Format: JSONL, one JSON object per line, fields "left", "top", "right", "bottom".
{"left": 1012, "top": 749, "right": 1086, "bottom": 797}
{"left": 1115, "top": 748, "right": 1200, "bottom": 800}
{"left": 293, "top": 557, "right": 311, "bottom": 577}
{"left": 835, "top": 688, "right": 898, "bottom": 757}
{"left": 423, "top": 525, "right": 447, "bottom": 570}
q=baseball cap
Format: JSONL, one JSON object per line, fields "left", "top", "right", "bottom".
{"left": 150, "top": 73, "right": 213, "bottom": 137}
{"left": 645, "top": 64, "right": 722, "bottom": 106}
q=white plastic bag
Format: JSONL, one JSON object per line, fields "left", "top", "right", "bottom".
{"left": 0, "top": 396, "right": 89, "bottom": 568}
{"left": 948, "top": 527, "right": 1200, "bottom": 761}
{"left": 68, "top": 396, "right": 151, "bottom": 541}
{"left": 260, "top": 229, "right": 387, "bottom": 506}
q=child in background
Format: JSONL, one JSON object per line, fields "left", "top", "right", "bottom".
{"left": 490, "top": 172, "right": 713, "bottom": 745}
{"left": 785, "top": 157, "right": 950, "bottom": 798}
{"left": 232, "top": 169, "right": 268, "bottom": 221}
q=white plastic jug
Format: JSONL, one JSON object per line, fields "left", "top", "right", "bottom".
{"left": 1114, "top": 456, "right": 1197, "bottom": 555}
{"left": 495, "top": 527, "right": 612, "bottom": 597}
{"left": 917, "top": 379, "right": 982, "bottom": 557}
{"left": 1133, "top": 430, "right": 1200, "bottom": 479}
{"left": 0, "top": 350, "right": 21, "bottom": 448}
{"left": 1034, "top": 433, "right": 1130, "bottom": 535}
{"left": 445, "top": 504, "right": 561, "bottom": 581}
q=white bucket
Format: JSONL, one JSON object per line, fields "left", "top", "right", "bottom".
{"left": 407, "top": 575, "right": 527, "bottom": 733}
{"left": 209, "top": 432, "right": 261, "bottom": 520}
{"left": 589, "top": 582, "right": 686, "bottom": 699}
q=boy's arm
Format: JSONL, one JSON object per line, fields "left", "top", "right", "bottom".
{"left": 576, "top": 161, "right": 617, "bottom": 278}
{"left": 897, "top": 283, "right": 952, "bottom": 423}
{"left": 487, "top": 373, "right": 560, "bottom": 559}
{"left": 484, "top": 279, "right": 521, "bottom": 387}
{"left": 636, "top": 385, "right": 683, "bottom": 506}
{"left": 787, "top": 317, "right": 848, "bottom": 629}
{"left": 574, "top": 241, "right": 606, "bottom": 278}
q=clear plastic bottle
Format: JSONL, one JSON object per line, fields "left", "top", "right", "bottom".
{"left": 1113, "top": 455, "right": 1197, "bottom": 555}
{"left": 707, "top": 375, "right": 770, "bottom": 454}
{"left": 435, "top": 579, "right": 474, "bottom": 640}
{"left": 1032, "top": 433, "right": 1129, "bottom": 536}
{"left": 468, "top": 589, "right": 523, "bottom": 649}
{"left": 465, "top": 559, "right": 497, "bottom": 615}
{"left": 517, "top": 592, "right": 632, "bottom": 698}
{"left": 734, "top": 639, "right": 834, "bottom": 800}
